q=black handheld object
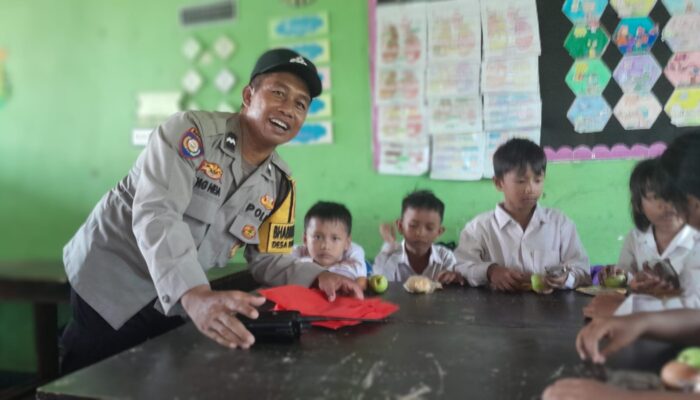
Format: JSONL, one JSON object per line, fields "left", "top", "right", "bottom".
{"left": 238, "top": 310, "right": 305, "bottom": 343}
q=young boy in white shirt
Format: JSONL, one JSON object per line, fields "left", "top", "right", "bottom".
{"left": 292, "top": 201, "right": 367, "bottom": 280}
{"left": 373, "top": 190, "right": 464, "bottom": 284}
{"left": 454, "top": 138, "right": 590, "bottom": 291}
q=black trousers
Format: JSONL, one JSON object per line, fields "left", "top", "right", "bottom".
{"left": 59, "top": 288, "right": 185, "bottom": 374}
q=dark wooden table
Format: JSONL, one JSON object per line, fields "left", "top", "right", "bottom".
{"left": 0, "top": 260, "right": 70, "bottom": 381}
{"left": 36, "top": 283, "right": 678, "bottom": 399}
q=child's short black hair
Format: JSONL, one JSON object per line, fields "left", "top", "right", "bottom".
{"left": 659, "top": 133, "right": 700, "bottom": 212}
{"left": 629, "top": 158, "right": 666, "bottom": 231}
{"left": 303, "top": 201, "right": 352, "bottom": 234}
{"left": 401, "top": 190, "right": 445, "bottom": 221}
{"left": 492, "top": 138, "right": 547, "bottom": 179}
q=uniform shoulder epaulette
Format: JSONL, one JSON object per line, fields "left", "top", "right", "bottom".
{"left": 269, "top": 152, "right": 292, "bottom": 177}
{"left": 187, "top": 111, "right": 229, "bottom": 137}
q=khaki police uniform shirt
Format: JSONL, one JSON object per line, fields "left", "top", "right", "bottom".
{"left": 63, "top": 111, "right": 324, "bottom": 329}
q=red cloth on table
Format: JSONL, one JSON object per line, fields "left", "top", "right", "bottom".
{"left": 258, "top": 285, "right": 399, "bottom": 329}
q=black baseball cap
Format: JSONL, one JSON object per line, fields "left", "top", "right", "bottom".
{"left": 249, "top": 48, "right": 322, "bottom": 98}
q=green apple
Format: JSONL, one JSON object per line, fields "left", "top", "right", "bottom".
{"left": 603, "top": 273, "right": 627, "bottom": 288}
{"left": 369, "top": 274, "right": 388, "bottom": 294}
{"left": 677, "top": 347, "right": 700, "bottom": 369}
{"left": 531, "top": 274, "right": 552, "bottom": 294}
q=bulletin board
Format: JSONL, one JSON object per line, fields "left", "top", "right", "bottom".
{"left": 370, "top": 0, "right": 699, "bottom": 164}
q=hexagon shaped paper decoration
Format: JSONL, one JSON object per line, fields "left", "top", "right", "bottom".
{"left": 564, "top": 25, "right": 610, "bottom": 59}
{"left": 563, "top": 0, "right": 608, "bottom": 24}
{"left": 182, "top": 70, "right": 203, "bottom": 94}
{"left": 663, "top": 14, "right": 700, "bottom": 52}
{"left": 611, "top": 0, "right": 657, "bottom": 17}
{"left": 614, "top": 93, "right": 662, "bottom": 129}
{"left": 214, "top": 69, "right": 235, "bottom": 93}
{"left": 613, "top": 17, "right": 660, "bottom": 54}
{"left": 665, "top": 52, "right": 700, "bottom": 87}
{"left": 214, "top": 35, "right": 235, "bottom": 60}
{"left": 662, "top": 0, "right": 700, "bottom": 15}
{"left": 613, "top": 54, "right": 662, "bottom": 92}
{"left": 567, "top": 95, "right": 613, "bottom": 133}
{"left": 566, "top": 59, "right": 612, "bottom": 95}
{"left": 665, "top": 87, "right": 700, "bottom": 126}
{"left": 182, "top": 37, "right": 201, "bottom": 61}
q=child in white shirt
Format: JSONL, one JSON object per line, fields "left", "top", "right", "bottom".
{"left": 291, "top": 201, "right": 366, "bottom": 280}
{"left": 454, "top": 138, "right": 590, "bottom": 291}
{"left": 373, "top": 190, "right": 463, "bottom": 284}
{"left": 585, "top": 158, "right": 700, "bottom": 318}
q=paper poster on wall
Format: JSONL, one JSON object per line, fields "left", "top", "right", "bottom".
{"left": 427, "top": 0, "right": 481, "bottom": 61}
{"left": 613, "top": 17, "right": 659, "bottom": 54}
{"left": 565, "top": 59, "right": 612, "bottom": 96}
{"left": 563, "top": 25, "right": 610, "bottom": 59}
{"left": 427, "top": 96, "right": 482, "bottom": 134}
{"left": 613, "top": 92, "right": 662, "bottom": 129}
{"left": 562, "top": 0, "right": 608, "bottom": 24}
{"left": 483, "top": 129, "right": 541, "bottom": 178}
{"left": 375, "top": 66, "right": 424, "bottom": 105}
{"left": 307, "top": 93, "right": 332, "bottom": 118}
{"left": 426, "top": 60, "right": 480, "bottom": 98}
{"left": 290, "top": 121, "right": 333, "bottom": 145}
{"left": 610, "top": 0, "right": 657, "bottom": 17}
{"left": 483, "top": 93, "right": 542, "bottom": 131}
{"left": 566, "top": 95, "right": 613, "bottom": 133}
{"left": 481, "top": 0, "right": 541, "bottom": 58}
{"left": 482, "top": 56, "right": 540, "bottom": 93}
{"left": 613, "top": 54, "right": 662, "bottom": 93}
{"left": 317, "top": 66, "right": 331, "bottom": 90}
{"left": 375, "top": 3, "right": 427, "bottom": 67}
{"left": 287, "top": 39, "right": 331, "bottom": 64}
{"left": 662, "top": 13, "right": 700, "bottom": 52}
{"left": 269, "top": 12, "right": 329, "bottom": 41}
{"left": 132, "top": 92, "right": 182, "bottom": 146}
{"left": 665, "top": 87, "right": 700, "bottom": 126}
{"left": 430, "top": 133, "right": 485, "bottom": 180}
{"left": 665, "top": 52, "right": 700, "bottom": 87}
{"left": 377, "top": 103, "right": 425, "bottom": 140}
{"left": 378, "top": 138, "right": 430, "bottom": 176}
{"left": 662, "top": 0, "right": 700, "bottom": 15}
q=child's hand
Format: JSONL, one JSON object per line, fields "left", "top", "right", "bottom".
{"left": 545, "top": 272, "right": 569, "bottom": 289}
{"left": 597, "top": 264, "right": 623, "bottom": 285}
{"left": 487, "top": 265, "right": 529, "bottom": 292}
{"left": 582, "top": 293, "right": 626, "bottom": 319}
{"left": 379, "top": 222, "right": 396, "bottom": 244}
{"left": 629, "top": 273, "right": 681, "bottom": 297}
{"left": 543, "top": 378, "right": 631, "bottom": 400}
{"left": 436, "top": 271, "right": 465, "bottom": 286}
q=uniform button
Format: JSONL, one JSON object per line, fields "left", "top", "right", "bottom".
{"left": 161, "top": 295, "right": 170, "bottom": 304}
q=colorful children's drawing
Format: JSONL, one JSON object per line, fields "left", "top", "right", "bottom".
{"left": 613, "top": 54, "right": 662, "bottom": 93}
{"left": 610, "top": 0, "right": 657, "bottom": 18}
{"left": 481, "top": 0, "right": 541, "bottom": 58}
{"left": 426, "top": 60, "right": 480, "bottom": 98}
{"left": 375, "top": 67, "right": 424, "bottom": 105}
{"left": 663, "top": 13, "right": 700, "bottom": 52}
{"left": 376, "top": 3, "right": 427, "bottom": 66}
{"left": 564, "top": 24, "right": 610, "bottom": 59}
{"left": 307, "top": 94, "right": 332, "bottom": 118}
{"left": 427, "top": 96, "right": 482, "bottom": 134}
{"left": 613, "top": 17, "right": 659, "bottom": 54}
{"left": 661, "top": 0, "right": 700, "bottom": 15}
{"left": 377, "top": 103, "right": 425, "bottom": 140}
{"left": 317, "top": 66, "right": 331, "bottom": 90}
{"left": 613, "top": 92, "right": 662, "bottom": 129}
{"left": 481, "top": 56, "right": 539, "bottom": 93}
{"left": 562, "top": 0, "right": 608, "bottom": 24}
{"left": 430, "top": 133, "right": 485, "bottom": 181}
{"left": 288, "top": 39, "right": 331, "bottom": 64}
{"left": 378, "top": 138, "right": 430, "bottom": 176}
{"left": 483, "top": 129, "right": 541, "bottom": 178}
{"left": 269, "top": 13, "right": 329, "bottom": 40}
{"left": 665, "top": 87, "right": 700, "bottom": 127}
{"left": 665, "top": 52, "right": 700, "bottom": 87}
{"left": 567, "top": 95, "right": 613, "bottom": 133}
{"left": 483, "top": 93, "right": 542, "bottom": 131}
{"left": 427, "top": 0, "right": 481, "bottom": 61}
{"left": 565, "top": 59, "right": 612, "bottom": 96}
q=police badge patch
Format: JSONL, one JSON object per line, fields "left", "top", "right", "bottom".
{"left": 179, "top": 127, "right": 203, "bottom": 159}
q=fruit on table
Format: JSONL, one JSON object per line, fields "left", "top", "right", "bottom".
{"left": 531, "top": 274, "right": 553, "bottom": 294}
{"left": 368, "top": 274, "right": 388, "bottom": 294}
{"left": 678, "top": 347, "right": 700, "bottom": 370}
{"left": 603, "top": 273, "right": 627, "bottom": 288}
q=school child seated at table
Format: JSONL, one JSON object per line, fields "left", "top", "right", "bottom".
{"left": 543, "top": 132, "right": 700, "bottom": 400}
{"left": 292, "top": 201, "right": 366, "bottom": 280}
{"left": 373, "top": 190, "right": 464, "bottom": 284}
{"left": 454, "top": 138, "right": 590, "bottom": 291}
{"left": 584, "top": 158, "right": 700, "bottom": 318}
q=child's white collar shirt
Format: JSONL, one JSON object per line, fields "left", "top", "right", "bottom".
{"left": 372, "top": 240, "right": 457, "bottom": 282}
{"left": 291, "top": 242, "right": 367, "bottom": 279}
{"left": 454, "top": 203, "right": 590, "bottom": 287}
{"left": 614, "top": 225, "right": 700, "bottom": 315}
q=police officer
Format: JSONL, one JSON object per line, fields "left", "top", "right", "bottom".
{"left": 60, "top": 48, "right": 363, "bottom": 373}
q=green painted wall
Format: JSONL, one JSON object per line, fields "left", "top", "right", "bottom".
{"left": 0, "top": 0, "right": 634, "bottom": 372}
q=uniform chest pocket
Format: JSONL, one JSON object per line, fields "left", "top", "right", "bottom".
{"left": 229, "top": 215, "right": 261, "bottom": 244}
{"left": 184, "top": 194, "right": 218, "bottom": 224}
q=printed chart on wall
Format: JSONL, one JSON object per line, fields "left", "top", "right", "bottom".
{"left": 370, "top": 0, "right": 700, "bottom": 180}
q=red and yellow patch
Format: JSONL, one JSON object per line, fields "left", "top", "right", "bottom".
{"left": 179, "top": 127, "right": 203, "bottom": 159}
{"left": 241, "top": 224, "right": 256, "bottom": 239}
{"left": 260, "top": 194, "right": 275, "bottom": 210}
{"left": 198, "top": 160, "right": 223, "bottom": 181}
